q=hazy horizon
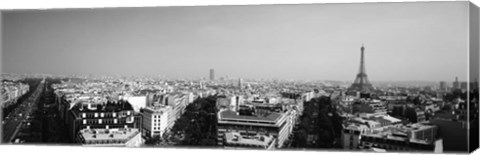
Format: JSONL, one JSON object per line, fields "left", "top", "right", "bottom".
{"left": 1, "top": 2, "right": 471, "bottom": 82}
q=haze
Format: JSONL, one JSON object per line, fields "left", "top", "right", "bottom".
{"left": 1, "top": 2, "right": 470, "bottom": 82}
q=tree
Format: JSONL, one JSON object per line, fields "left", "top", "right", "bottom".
{"left": 170, "top": 96, "right": 218, "bottom": 147}
{"left": 290, "top": 96, "right": 342, "bottom": 149}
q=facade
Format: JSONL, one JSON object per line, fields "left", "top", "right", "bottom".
{"left": 140, "top": 106, "right": 171, "bottom": 138}
{"left": 1, "top": 81, "right": 29, "bottom": 108}
{"left": 217, "top": 104, "right": 295, "bottom": 149}
{"left": 148, "top": 93, "right": 191, "bottom": 131}
{"left": 342, "top": 124, "right": 369, "bottom": 150}
{"left": 66, "top": 100, "right": 142, "bottom": 143}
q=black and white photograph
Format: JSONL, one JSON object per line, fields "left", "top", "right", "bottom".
{"left": 1, "top": 0, "right": 479, "bottom": 154}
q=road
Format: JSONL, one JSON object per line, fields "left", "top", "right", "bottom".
{"left": 2, "top": 78, "right": 45, "bottom": 143}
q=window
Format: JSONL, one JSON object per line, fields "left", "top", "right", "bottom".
{"left": 94, "top": 113, "right": 98, "bottom": 118}
{"left": 82, "top": 113, "right": 86, "bottom": 118}
{"left": 100, "top": 113, "right": 104, "bottom": 117}
{"left": 99, "top": 119, "right": 102, "bottom": 124}
{"left": 83, "top": 119, "right": 87, "bottom": 124}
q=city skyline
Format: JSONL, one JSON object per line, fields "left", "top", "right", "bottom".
{"left": 2, "top": 2, "right": 470, "bottom": 81}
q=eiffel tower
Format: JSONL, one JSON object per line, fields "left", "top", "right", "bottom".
{"left": 349, "top": 44, "right": 374, "bottom": 92}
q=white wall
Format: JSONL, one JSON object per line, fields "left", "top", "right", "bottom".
{"left": 126, "top": 96, "right": 147, "bottom": 112}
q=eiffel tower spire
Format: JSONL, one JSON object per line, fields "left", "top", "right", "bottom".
{"left": 350, "top": 44, "right": 373, "bottom": 92}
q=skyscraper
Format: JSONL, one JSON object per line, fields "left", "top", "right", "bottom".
{"left": 349, "top": 45, "right": 374, "bottom": 92}
{"left": 210, "top": 69, "right": 215, "bottom": 81}
{"left": 238, "top": 78, "right": 244, "bottom": 89}
{"left": 439, "top": 81, "right": 447, "bottom": 91}
{"left": 453, "top": 76, "right": 460, "bottom": 90}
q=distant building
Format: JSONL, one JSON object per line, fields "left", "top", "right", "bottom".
{"left": 210, "top": 69, "right": 215, "bottom": 81}
{"left": 439, "top": 81, "right": 447, "bottom": 91}
{"left": 216, "top": 95, "right": 240, "bottom": 111}
{"left": 453, "top": 77, "right": 460, "bottom": 90}
{"left": 238, "top": 78, "right": 244, "bottom": 89}
{"left": 460, "top": 82, "right": 468, "bottom": 91}
{"left": 352, "top": 101, "right": 387, "bottom": 115}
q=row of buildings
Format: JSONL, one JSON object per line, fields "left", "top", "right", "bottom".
{"left": 1, "top": 81, "right": 30, "bottom": 108}
{"left": 52, "top": 78, "right": 197, "bottom": 147}
{"left": 337, "top": 83, "right": 471, "bottom": 153}
{"left": 50, "top": 76, "right": 317, "bottom": 149}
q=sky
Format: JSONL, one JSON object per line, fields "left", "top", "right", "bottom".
{"left": 1, "top": 2, "right": 471, "bottom": 82}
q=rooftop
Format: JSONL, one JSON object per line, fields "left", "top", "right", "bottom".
{"left": 219, "top": 110, "right": 283, "bottom": 122}
{"left": 79, "top": 128, "right": 140, "bottom": 143}
{"left": 224, "top": 132, "right": 274, "bottom": 147}
{"left": 73, "top": 100, "right": 134, "bottom": 113}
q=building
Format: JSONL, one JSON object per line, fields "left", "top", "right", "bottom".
{"left": 1, "top": 81, "right": 29, "bottom": 108}
{"left": 342, "top": 123, "right": 370, "bottom": 150}
{"left": 439, "top": 81, "right": 447, "bottom": 91}
{"left": 405, "top": 107, "right": 426, "bottom": 123}
{"left": 460, "top": 82, "right": 468, "bottom": 91}
{"left": 352, "top": 102, "right": 388, "bottom": 115}
{"left": 217, "top": 104, "right": 295, "bottom": 149}
{"left": 341, "top": 113, "right": 403, "bottom": 150}
{"left": 66, "top": 100, "right": 142, "bottom": 142}
{"left": 210, "top": 69, "right": 215, "bottom": 81}
{"left": 140, "top": 105, "right": 171, "bottom": 138}
{"left": 238, "top": 78, "right": 244, "bottom": 89}
{"left": 359, "top": 123, "right": 438, "bottom": 151}
{"left": 76, "top": 128, "right": 142, "bottom": 147}
{"left": 453, "top": 77, "right": 460, "bottom": 90}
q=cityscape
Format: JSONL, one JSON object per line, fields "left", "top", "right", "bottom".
{"left": 1, "top": 1, "right": 479, "bottom": 154}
